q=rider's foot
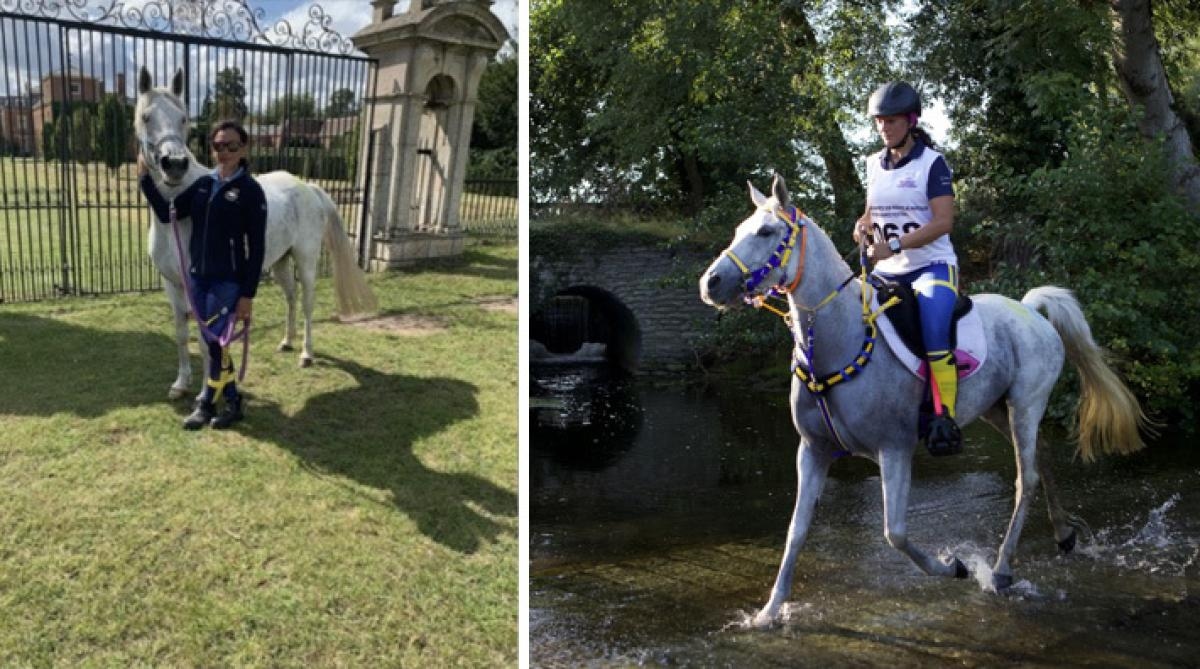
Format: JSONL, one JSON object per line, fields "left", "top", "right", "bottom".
{"left": 210, "top": 394, "right": 244, "bottom": 430}
{"left": 926, "top": 415, "right": 962, "bottom": 456}
{"left": 183, "top": 399, "right": 216, "bottom": 430}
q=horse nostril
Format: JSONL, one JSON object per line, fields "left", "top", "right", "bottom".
{"left": 159, "top": 156, "right": 171, "bottom": 169}
{"left": 707, "top": 273, "right": 721, "bottom": 290}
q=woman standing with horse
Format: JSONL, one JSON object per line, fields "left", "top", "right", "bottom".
{"left": 854, "top": 81, "right": 962, "bottom": 456}
{"left": 138, "top": 120, "right": 267, "bottom": 430}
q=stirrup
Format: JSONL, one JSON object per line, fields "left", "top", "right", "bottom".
{"left": 925, "top": 415, "right": 962, "bottom": 456}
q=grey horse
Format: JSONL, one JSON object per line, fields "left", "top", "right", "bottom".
{"left": 699, "top": 175, "right": 1148, "bottom": 627}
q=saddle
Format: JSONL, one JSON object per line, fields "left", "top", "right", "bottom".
{"left": 871, "top": 276, "right": 974, "bottom": 360}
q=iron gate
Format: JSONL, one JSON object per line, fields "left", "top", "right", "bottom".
{"left": 0, "top": 0, "right": 376, "bottom": 303}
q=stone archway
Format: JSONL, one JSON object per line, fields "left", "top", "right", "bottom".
{"left": 531, "top": 286, "right": 643, "bottom": 373}
{"left": 414, "top": 74, "right": 456, "bottom": 231}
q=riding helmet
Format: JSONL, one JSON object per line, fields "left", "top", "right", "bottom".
{"left": 868, "top": 81, "right": 921, "bottom": 117}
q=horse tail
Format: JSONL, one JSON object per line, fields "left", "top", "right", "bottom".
{"left": 315, "top": 185, "right": 378, "bottom": 319}
{"left": 1021, "top": 286, "right": 1149, "bottom": 462}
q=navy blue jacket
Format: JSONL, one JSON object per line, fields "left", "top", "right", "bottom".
{"left": 141, "top": 169, "right": 268, "bottom": 298}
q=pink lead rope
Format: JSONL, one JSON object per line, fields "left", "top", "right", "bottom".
{"left": 169, "top": 204, "right": 251, "bottom": 383}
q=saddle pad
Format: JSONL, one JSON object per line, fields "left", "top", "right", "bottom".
{"left": 871, "top": 292, "right": 987, "bottom": 381}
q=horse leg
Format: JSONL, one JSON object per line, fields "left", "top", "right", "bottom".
{"left": 297, "top": 257, "right": 318, "bottom": 367}
{"left": 753, "top": 440, "right": 832, "bottom": 628}
{"left": 991, "top": 402, "right": 1043, "bottom": 590}
{"left": 879, "top": 446, "right": 969, "bottom": 578}
{"left": 272, "top": 259, "right": 298, "bottom": 352}
{"left": 164, "top": 280, "right": 193, "bottom": 400}
{"left": 1036, "top": 436, "right": 1084, "bottom": 554}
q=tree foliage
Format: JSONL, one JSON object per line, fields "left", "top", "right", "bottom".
{"left": 212, "top": 67, "right": 248, "bottom": 121}
{"left": 259, "top": 94, "right": 317, "bottom": 124}
{"left": 96, "top": 94, "right": 131, "bottom": 173}
{"left": 533, "top": 0, "right": 1200, "bottom": 419}
{"left": 470, "top": 53, "right": 518, "bottom": 178}
{"left": 325, "top": 88, "right": 358, "bottom": 117}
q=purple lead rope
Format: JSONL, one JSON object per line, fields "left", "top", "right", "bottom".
{"left": 169, "top": 205, "right": 251, "bottom": 382}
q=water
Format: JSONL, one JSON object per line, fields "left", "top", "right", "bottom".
{"left": 530, "top": 365, "right": 1200, "bottom": 667}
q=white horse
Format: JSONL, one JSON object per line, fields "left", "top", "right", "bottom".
{"left": 699, "top": 175, "right": 1149, "bottom": 627}
{"left": 136, "top": 67, "right": 377, "bottom": 398}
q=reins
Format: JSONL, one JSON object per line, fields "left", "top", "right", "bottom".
{"left": 737, "top": 207, "right": 900, "bottom": 454}
{"left": 168, "top": 204, "right": 251, "bottom": 382}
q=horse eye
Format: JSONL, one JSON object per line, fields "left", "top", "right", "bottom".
{"left": 755, "top": 225, "right": 775, "bottom": 237}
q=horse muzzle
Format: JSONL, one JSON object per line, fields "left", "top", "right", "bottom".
{"left": 160, "top": 155, "right": 188, "bottom": 184}
{"left": 699, "top": 258, "right": 744, "bottom": 308}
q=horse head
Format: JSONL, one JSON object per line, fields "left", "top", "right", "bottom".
{"left": 135, "top": 67, "right": 191, "bottom": 186}
{"left": 700, "top": 174, "right": 805, "bottom": 308}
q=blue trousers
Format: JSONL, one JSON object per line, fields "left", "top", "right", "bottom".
{"left": 189, "top": 276, "right": 240, "bottom": 400}
{"left": 878, "top": 263, "right": 958, "bottom": 358}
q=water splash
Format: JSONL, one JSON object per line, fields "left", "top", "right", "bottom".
{"left": 942, "top": 543, "right": 1043, "bottom": 597}
{"left": 1080, "top": 493, "right": 1199, "bottom": 577}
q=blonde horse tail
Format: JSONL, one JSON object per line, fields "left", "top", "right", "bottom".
{"left": 316, "top": 185, "right": 378, "bottom": 319}
{"left": 1021, "top": 286, "right": 1150, "bottom": 462}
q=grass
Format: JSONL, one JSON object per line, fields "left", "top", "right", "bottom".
{"left": 0, "top": 241, "right": 518, "bottom": 666}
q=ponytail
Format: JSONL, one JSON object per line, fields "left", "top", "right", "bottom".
{"left": 910, "top": 125, "right": 937, "bottom": 151}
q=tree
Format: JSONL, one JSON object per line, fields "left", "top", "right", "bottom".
{"left": 260, "top": 93, "right": 317, "bottom": 124}
{"left": 96, "top": 94, "right": 130, "bottom": 173}
{"left": 41, "top": 119, "right": 57, "bottom": 160}
{"left": 470, "top": 53, "right": 517, "bottom": 178}
{"left": 70, "top": 112, "right": 95, "bottom": 164}
{"left": 212, "top": 67, "right": 248, "bottom": 121}
{"left": 1110, "top": 0, "right": 1200, "bottom": 210}
{"left": 325, "top": 88, "right": 358, "bottom": 117}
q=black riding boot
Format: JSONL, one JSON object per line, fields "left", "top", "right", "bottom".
{"left": 210, "top": 394, "right": 244, "bottom": 429}
{"left": 926, "top": 415, "right": 963, "bottom": 456}
{"left": 183, "top": 399, "right": 216, "bottom": 430}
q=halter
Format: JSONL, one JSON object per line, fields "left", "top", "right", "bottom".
{"left": 723, "top": 205, "right": 808, "bottom": 323}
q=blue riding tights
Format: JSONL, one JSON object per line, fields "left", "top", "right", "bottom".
{"left": 189, "top": 277, "right": 241, "bottom": 403}
{"left": 878, "top": 263, "right": 958, "bottom": 360}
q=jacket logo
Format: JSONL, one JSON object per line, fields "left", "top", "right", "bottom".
{"left": 225, "top": 188, "right": 240, "bottom": 202}
{"left": 897, "top": 176, "right": 918, "bottom": 189}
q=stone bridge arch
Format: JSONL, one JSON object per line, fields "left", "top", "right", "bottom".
{"left": 531, "top": 243, "right": 716, "bottom": 374}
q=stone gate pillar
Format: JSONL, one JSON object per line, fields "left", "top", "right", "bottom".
{"left": 353, "top": 0, "right": 507, "bottom": 269}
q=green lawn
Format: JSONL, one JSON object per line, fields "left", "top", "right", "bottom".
{"left": 0, "top": 242, "right": 518, "bottom": 666}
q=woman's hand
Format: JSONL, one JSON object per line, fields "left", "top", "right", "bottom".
{"left": 853, "top": 216, "right": 873, "bottom": 244}
{"left": 235, "top": 297, "right": 253, "bottom": 323}
{"left": 866, "top": 240, "right": 894, "bottom": 262}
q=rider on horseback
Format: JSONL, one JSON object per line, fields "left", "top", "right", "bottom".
{"left": 855, "top": 81, "right": 962, "bottom": 456}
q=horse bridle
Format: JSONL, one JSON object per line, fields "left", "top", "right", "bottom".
{"left": 139, "top": 134, "right": 187, "bottom": 175}
{"left": 723, "top": 205, "right": 807, "bottom": 308}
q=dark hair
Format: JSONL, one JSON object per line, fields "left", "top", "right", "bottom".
{"left": 210, "top": 119, "right": 250, "bottom": 168}
{"left": 910, "top": 125, "right": 937, "bottom": 151}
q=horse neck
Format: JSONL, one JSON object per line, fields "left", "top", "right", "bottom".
{"left": 785, "top": 224, "right": 863, "bottom": 363}
{"left": 147, "top": 155, "right": 206, "bottom": 269}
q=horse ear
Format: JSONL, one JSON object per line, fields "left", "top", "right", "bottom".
{"left": 748, "top": 181, "right": 767, "bottom": 208}
{"left": 138, "top": 67, "right": 152, "bottom": 94}
{"left": 771, "top": 174, "right": 791, "bottom": 208}
{"left": 171, "top": 68, "right": 185, "bottom": 97}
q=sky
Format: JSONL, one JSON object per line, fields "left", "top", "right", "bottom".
{"left": 251, "top": 0, "right": 518, "bottom": 49}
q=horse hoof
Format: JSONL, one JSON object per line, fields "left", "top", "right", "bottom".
{"left": 278, "top": 343, "right": 294, "bottom": 352}
{"left": 750, "top": 607, "right": 780, "bottom": 629}
{"left": 1057, "top": 529, "right": 1077, "bottom": 555}
{"left": 168, "top": 387, "right": 188, "bottom": 400}
{"left": 299, "top": 357, "right": 313, "bottom": 368}
{"left": 953, "top": 557, "right": 969, "bottom": 579}
{"left": 993, "top": 573, "right": 1014, "bottom": 591}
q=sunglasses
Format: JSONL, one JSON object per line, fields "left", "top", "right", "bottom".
{"left": 211, "top": 140, "right": 242, "bottom": 152}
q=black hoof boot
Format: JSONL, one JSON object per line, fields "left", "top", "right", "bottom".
{"left": 210, "top": 395, "right": 244, "bottom": 430}
{"left": 183, "top": 399, "right": 215, "bottom": 430}
{"left": 953, "top": 558, "right": 970, "bottom": 579}
{"left": 925, "top": 416, "right": 962, "bottom": 456}
{"left": 993, "top": 572, "right": 1014, "bottom": 591}
{"left": 1057, "top": 528, "right": 1077, "bottom": 555}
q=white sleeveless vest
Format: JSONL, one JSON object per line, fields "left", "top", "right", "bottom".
{"left": 866, "top": 145, "right": 956, "bottom": 275}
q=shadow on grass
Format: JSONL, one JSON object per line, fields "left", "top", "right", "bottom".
{"left": 243, "top": 355, "right": 516, "bottom": 554}
{"left": 0, "top": 312, "right": 168, "bottom": 416}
